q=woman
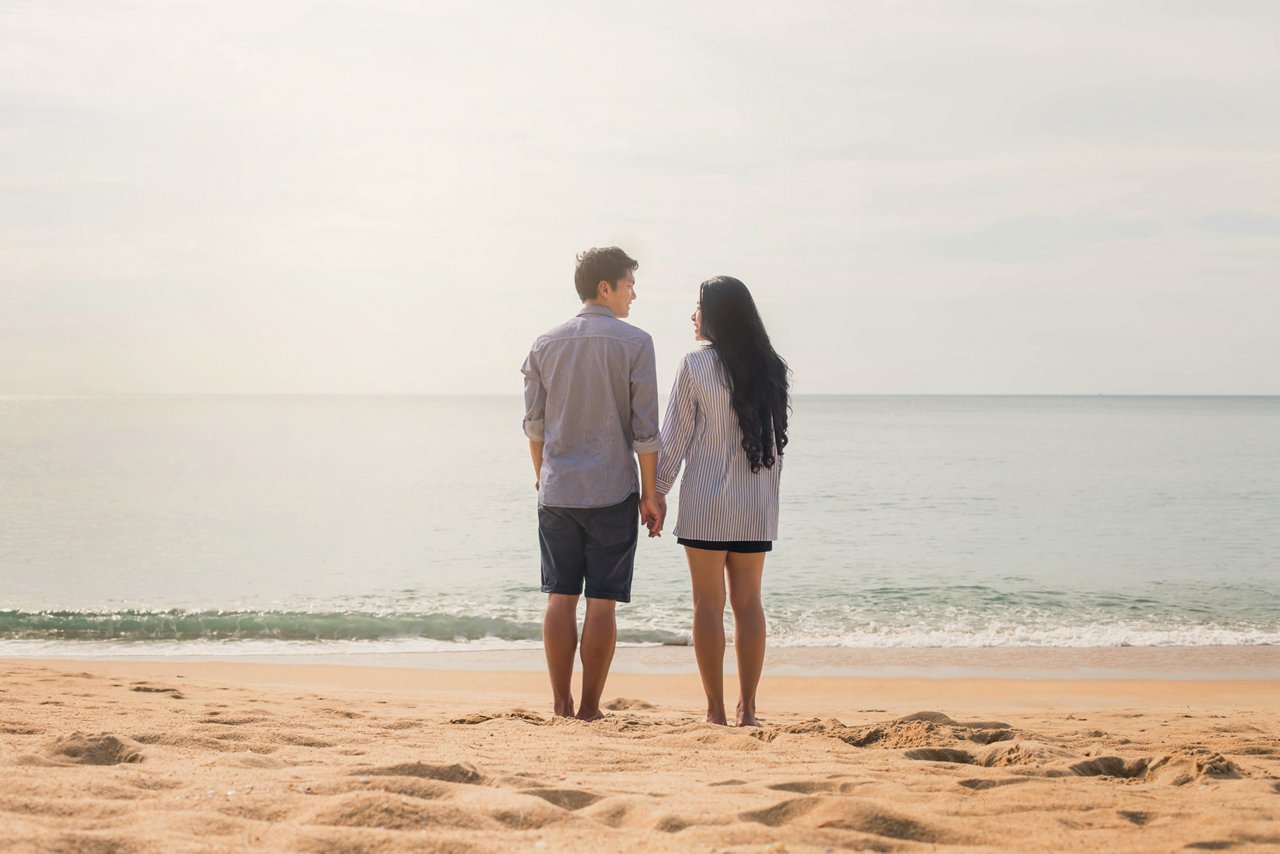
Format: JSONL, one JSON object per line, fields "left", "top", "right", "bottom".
{"left": 655, "top": 276, "right": 790, "bottom": 727}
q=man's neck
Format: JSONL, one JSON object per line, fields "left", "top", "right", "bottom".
{"left": 581, "top": 300, "right": 619, "bottom": 318}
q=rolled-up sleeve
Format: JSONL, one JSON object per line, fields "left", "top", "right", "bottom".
{"left": 656, "top": 355, "right": 696, "bottom": 494}
{"left": 629, "top": 336, "right": 661, "bottom": 455}
{"left": 521, "top": 349, "right": 546, "bottom": 441}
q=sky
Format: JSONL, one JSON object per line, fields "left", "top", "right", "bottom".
{"left": 2, "top": 0, "right": 1278, "bottom": 395}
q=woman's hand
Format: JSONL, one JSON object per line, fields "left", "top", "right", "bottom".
{"left": 640, "top": 494, "right": 666, "bottom": 538}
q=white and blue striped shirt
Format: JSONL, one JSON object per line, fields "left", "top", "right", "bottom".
{"left": 656, "top": 346, "right": 782, "bottom": 541}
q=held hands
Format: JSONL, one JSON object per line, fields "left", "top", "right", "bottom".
{"left": 639, "top": 493, "right": 667, "bottom": 538}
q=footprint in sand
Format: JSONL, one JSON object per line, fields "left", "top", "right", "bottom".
{"left": 742, "top": 796, "right": 955, "bottom": 844}
{"left": 378, "top": 719, "right": 421, "bottom": 731}
{"left": 275, "top": 733, "right": 335, "bottom": 748}
{"left": 654, "top": 814, "right": 712, "bottom": 833}
{"left": 450, "top": 713, "right": 494, "bottom": 725}
{"left": 813, "top": 802, "right": 953, "bottom": 844}
{"left": 1184, "top": 842, "right": 1236, "bottom": 851}
{"left": 302, "top": 777, "right": 445, "bottom": 801}
{"left": 449, "top": 710, "right": 548, "bottom": 726}
{"left": 358, "top": 761, "right": 486, "bottom": 785}
{"left": 908, "top": 733, "right": 1247, "bottom": 788}
{"left": 519, "top": 787, "right": 603, "bottom": 811}
{"left": 1070, "top": 750, "right": 1243, "bottom": 785}
{"left": 768, "top": 780, "right": 866, "bottom": 794}
{"left": 306, "top": 792, "right": 492, "bottom": 831}
{"left": 45, "top": 732, "right": 144, "bottom": 766}
{"left": 487, "top": 800, "right": 569, "bottom": 830}
{"left": 581, "top": 797, "right": 657, "bottom": 828}
{"left": 904, "top": 747, "right": 976, "bottom": 764}
{"left": 603, "top": 698, "right": 655, "bottom": 710}
{"left": 132, "top": 731, "right": 231, "bottom": 752}
{"left": 768, "top": 710, "right": 1019, "bottom": 752}
{"left": 320, "top": 708, "right": 364, "bottom": 720}
{"left": 740, "top": 795, "right": 822, "bottom": 827}
{"left": 1, "top": 722, "right": 42, "bottom": 735}
{"left": 199, "top": 714, "right": 269, "bottom": 726}
{"left": 957, "top": 777, "right": 1030, "bottom": 790}
{"left": 129, "top": 682, "right": 185, "bottom": 699}
{"left": 226, "top": 752, "right": 287, "bottom": 769}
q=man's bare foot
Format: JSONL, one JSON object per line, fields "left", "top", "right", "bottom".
{"left": 706, "top": 706, "right": 728, "bottom": 726}
{"left": 575, "top": 708, "right": 605, "bottom": 722}
{"left": 553, "top": 697, "right": 575, "bottom": 718}
{"left": 736, "top": 703, "right": 760, "bottom": 727}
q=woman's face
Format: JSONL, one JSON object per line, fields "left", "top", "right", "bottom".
{"left": 691, "top": 301, "right": 705, "bottom": 341}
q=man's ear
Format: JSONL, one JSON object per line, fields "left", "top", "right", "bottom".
{"left": 597, "top": 280, "right": 612, "bottom": 300}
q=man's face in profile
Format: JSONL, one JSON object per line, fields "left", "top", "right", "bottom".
{"left": 601, "top": 271, "right": 636, "bottom": 319}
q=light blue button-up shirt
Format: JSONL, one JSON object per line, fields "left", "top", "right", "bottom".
{"left": 522, "top": 305, "right": 661, "bottom": 508}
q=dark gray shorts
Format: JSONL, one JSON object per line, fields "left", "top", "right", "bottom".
{"left": 537, "top": 493, "right": 639, "bottom": 602}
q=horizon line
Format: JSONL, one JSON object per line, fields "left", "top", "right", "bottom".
{"left": 3, "top": 392, "right": 1279, "bottom": 399}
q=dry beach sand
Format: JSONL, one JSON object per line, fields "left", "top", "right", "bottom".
{"left": 2, "top": 654, "right": 1279, "bottom": 852}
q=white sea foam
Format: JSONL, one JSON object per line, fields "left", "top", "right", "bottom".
{"left": 0, "top": 616, "right": 1274, "bottom": 656}
{"left": 767, "top": 625, "right": 1280, "bottom": 648}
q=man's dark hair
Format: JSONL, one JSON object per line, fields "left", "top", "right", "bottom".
{"left": 574, "top": 247, "right": 638, "bottom": 301}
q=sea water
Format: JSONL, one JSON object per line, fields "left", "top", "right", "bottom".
{"left": 1, "top": 395, "right": 1277, "bottom": 656}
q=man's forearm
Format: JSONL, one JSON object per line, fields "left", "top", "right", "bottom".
{"left": 529, "top": 440, "right": 544, "bottom": 487}
{"left": 637, "top": 451, "right": 658, "bottom": 500}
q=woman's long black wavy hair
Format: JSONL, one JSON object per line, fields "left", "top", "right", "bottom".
{"left": 698, "top": 276, "right": 790, "bottom": 472}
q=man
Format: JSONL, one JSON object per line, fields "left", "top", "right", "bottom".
{"left": 521, "top": 246, "right": 662, "bottom": 720}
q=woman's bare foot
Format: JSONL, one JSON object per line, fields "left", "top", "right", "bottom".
{"left": 736, "top": 702, "right": 760, "bottom": 727}
{"left": 575, "top": 707, "right": 605, "bottom": 722}
{"left": 553, "top": 697, "right": 575, "bottom": 718}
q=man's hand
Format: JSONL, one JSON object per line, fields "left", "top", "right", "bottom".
{"left": 640, "top": 493, "right": 666, "bottom": 538}
{"left": 529, "top": 440, "right": 544, "bottom": 497}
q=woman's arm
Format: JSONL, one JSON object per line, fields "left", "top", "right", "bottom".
{"left": 656, "top": 355, "right": 697, "bottom": 495}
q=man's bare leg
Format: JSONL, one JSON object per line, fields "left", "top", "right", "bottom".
{"left": 576, "top": 597, "right": 617, "bottom": 721}
{"left": 726, "top": 552, "right": 767, "bottom": 727}
{"left": 686, "top": 547, "right": 730, "bottom": 725}
{"left": 543, "top": 593, "right": 579, "bottom": 717}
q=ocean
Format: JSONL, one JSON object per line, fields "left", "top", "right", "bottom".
{"left": 1, "top": 395, "right": 1277, "bottom": 658}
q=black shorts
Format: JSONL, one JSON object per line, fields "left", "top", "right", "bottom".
{"left": 677, "top": 538, "right": 773, "bottom": 554}
{"left": 538, "top": 493, "right": 639, "bottom": 602}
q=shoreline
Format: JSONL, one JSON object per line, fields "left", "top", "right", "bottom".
{"left": 9, "top": 654, "right": 1280, "bottom": 721}
{"left": 3, "top": 643, "right": 1277, "bottom": 681}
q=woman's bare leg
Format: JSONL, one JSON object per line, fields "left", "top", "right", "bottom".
{"left": 685, "top": 546, "right": 729, "bottom": 725}
{"left": 726, "top": 551, "right": 766, "bottom": 727}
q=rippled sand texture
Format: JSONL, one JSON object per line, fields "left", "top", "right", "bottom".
{"left": 2, "top": 661, "right": 1278, "bottom": 852}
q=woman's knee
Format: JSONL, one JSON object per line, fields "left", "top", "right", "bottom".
{"left": 693, "top": 595, "right": 726, "bottom": 617}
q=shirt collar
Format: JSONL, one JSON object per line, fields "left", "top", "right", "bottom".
{"left": 577, "top": 304, "right": 616, "bottom": 318}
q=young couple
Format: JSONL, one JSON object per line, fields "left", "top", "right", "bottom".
{"left": 521, "top": 246, "right": 789, "bottom": 727}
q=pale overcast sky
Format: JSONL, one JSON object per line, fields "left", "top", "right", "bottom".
{"left": 2, "top": 1, "right": 1278, "bottom": 394}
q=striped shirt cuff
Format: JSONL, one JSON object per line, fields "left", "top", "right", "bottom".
{"left": 523, "top": 418, "right": 545, "bottom": 441}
